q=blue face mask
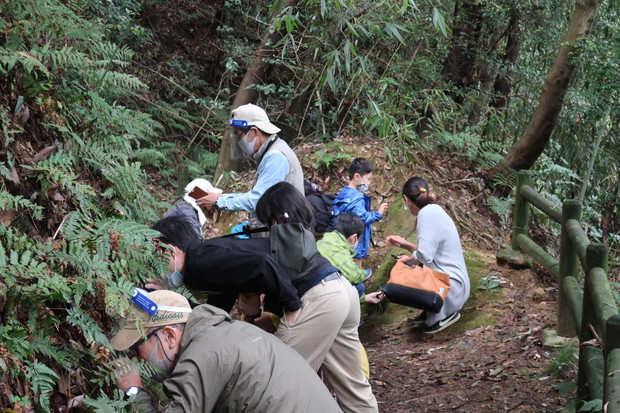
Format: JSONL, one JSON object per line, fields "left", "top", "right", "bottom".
{"left": 237, "top": 130, "right": 255, "bottom": 156}
{"left": 165, "top": 271, "right": 184, "bottom": 288}
{"left": 165, "top": 254, "right": 184, "bottom": 288}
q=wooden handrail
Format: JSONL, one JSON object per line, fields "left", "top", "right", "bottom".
{"left": 519, "top": 184, "right": 562, "bottom": 223}
{"left": 509, "top": 170, "right": 618, "bottom": 410}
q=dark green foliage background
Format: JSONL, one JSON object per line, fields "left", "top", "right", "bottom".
{"left": 0, "top": 0, "right": 618, "bottom": 410}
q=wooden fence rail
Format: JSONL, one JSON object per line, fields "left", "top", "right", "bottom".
{"left": 509, "top": 170, "right": 620, "bottom": 412}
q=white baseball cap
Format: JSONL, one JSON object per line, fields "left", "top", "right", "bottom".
{"left": 230, "top": 103, "right": 281, "bottom": 135}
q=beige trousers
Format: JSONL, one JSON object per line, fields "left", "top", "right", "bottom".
{"left": 277, "top": 276, "right": 378, "bottom": 413}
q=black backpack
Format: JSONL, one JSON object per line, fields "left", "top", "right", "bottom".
{"left": 304, "top": 180, "right": 335, "bottom": 234}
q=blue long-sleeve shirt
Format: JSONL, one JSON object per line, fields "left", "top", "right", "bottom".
{"left": 332, "top": 186, "right": 382, "bottom": 258}
{"left": 216, "top": 151, "right": 289, "bottom": 212}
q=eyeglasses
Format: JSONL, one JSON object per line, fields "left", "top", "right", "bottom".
{"left": 233, "top": 127, "right": 251, "bottom": 139}
{"left": 129, "top": 327, "right": 163, "bottom": 353}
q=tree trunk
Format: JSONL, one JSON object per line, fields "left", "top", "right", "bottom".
{"left": 578, "top": 107, "right": 609, "bottom": 202}
{"left": 466, "top": 63, "right": 496, "bottom": 126}
{"left": 466, "top": 22, "right": 508, "bottom": 126}
{"left": 441, "top": 0, "right": 484, "bottom": 103}
{"left": 491, "top": 12, "right": 522, "bottom": 109}
{"left": 601, "top": 176, "right": 619, "bottom": 246}
{"left": 214, "top": 0, "right": 300, "bottom": 182}
{"left": 493, "top": 0, "right": 604, "bottom": 174}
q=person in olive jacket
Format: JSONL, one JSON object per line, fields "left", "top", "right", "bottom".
{"left": 111, "top": 289, "right": 342, "bottom": 412}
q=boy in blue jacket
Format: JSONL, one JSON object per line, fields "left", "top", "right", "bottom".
{"left": 333, "top": 158, "right": 388, "bottom": 260}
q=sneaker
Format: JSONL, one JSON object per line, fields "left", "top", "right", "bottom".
{"left": 423, "top": 312, "right": 461, "bottom": 334}
{"left": 364, "top": 268, "right": 372, "bottom": 280}
{"left": 407, "top": 311, "right": 427, "bottom": 328}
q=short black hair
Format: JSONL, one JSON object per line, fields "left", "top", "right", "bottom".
{"left": 151, "top": 216, "right": 200, "bottom": 252}
{"left": 348, "top": 158, "right": 373, "bottom": 179}
{"left": 334, "top": 212, "right": 364, "bottom": 238}
{"left": 256, "top": 182, "right": 314, "bottom": 230}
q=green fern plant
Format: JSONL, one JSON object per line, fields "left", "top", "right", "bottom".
{"left": 312, "top": 142, "right": 352, "bottom": 171}
{"left": 25, "top": 360, "right": 59, "bottom": 412}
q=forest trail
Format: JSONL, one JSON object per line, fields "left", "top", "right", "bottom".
{"left": 205, "top": 135, "right": 572, "bottom": 412}
{"left": 360, "top": 251, "right": 571, "bottom": 413}
{"left": 284, "top": 136, "right": 573, "bottom": 412}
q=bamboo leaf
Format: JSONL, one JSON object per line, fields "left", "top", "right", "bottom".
{"left": 432, "top": 7, "right": 448, "bottom": 37}
{"left": 384, "top": 23, "right": 407, "bottom": 44}
{"left": 344, "top": 40, "right": 351, "bottom": 74}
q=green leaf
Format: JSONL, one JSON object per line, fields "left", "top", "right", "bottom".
{"left": 326, "top": 67, "right": 336, "bottom": 91}
{"left": 20, "top": 250, "right": 32, "bottom": 266}
{"left": 552, "top": 381, "right": 577, "bottom": 394}
{"left": 384, "top": 23, "right": 407, "bottom": 44}
{"left": 579, "top": 399, "right": 602, "bottom": 412}
{"left": 432, "top": 7, "right": 448, "bottom": 37}
{"left": 0, "top": 242, "right": 6, "bottom": 267}
{"left": 344, "top": 40, "right": 351, "bottom": 74}
{"left": 285, "top": 15, "right": 295, "bottom": 34}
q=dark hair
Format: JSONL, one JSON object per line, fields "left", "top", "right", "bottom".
{"left": 348, "top": 158, "right": 373, "bottom": 179}
{"left": 334, "top": 212, "right": 364, "bottom": 239}
{"left": 303, "top": 179, "right": 319, "bottom": 196}
{"left": 403, "top": 177, "right": 434, "bottom": 209}
{"left": 256, "top": 182, "right": 314, "bottom": 230}
{"left": 151, "top": 216, "right": 200, "bottom": 252}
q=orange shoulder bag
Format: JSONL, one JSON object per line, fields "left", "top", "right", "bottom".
{"left": 383, "top": 261, "right": 451, "bottom": 312}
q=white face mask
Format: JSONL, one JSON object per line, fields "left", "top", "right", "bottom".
{"left": 237, "top": 130, "right": 255, "bottom": 156}
{"left": 350, "top": 235, "right": 359, "bottom": 250}
{"left": 356, "top": 175, "right": 370, "bottom": 193}
{"left": 146, "top": 332, "right": 176, "bottom": 382}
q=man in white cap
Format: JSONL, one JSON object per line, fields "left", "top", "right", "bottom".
{"left": 196, "top": 103, "right": 304, "bottom": 233}
{"left": 163, "top": 178, "right": 222, "bottom": 240}
{"left": 111, "top": 289, "right": 342, "bottom": 412}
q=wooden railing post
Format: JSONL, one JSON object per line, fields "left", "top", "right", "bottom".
{"left": 511, "top": 170, "right": 532, "bottom": 251}
{"left": 177, "top": 164, "right": 189, "bottom": 197}
{"left": 558, "top": 199, "right": 581, "bottom": 336}
{"left": 587, "top": 243, "right": 609, "bottom": 274}
{"left": 604, "top": 315, "right": 620, "bottom": 411}
{"left": 578, "top": 243, "right": 609, "bottom": 398}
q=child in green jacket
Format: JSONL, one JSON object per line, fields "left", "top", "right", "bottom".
{"left": 317, "top": 212, "right": 383, "bottom": 304}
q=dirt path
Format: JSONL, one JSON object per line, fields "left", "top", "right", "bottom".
{"left": 360, "top": 260, "right": 572, "bottom": 413}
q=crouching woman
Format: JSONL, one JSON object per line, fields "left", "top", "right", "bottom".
{"left": 385, "top": 177, "right": 470, "bottom": 334}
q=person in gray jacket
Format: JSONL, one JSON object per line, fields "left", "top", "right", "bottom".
{"left": 111, "top": 289, "right": 342, "bottom": 413}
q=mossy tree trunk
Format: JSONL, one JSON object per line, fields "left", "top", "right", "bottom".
{"left": 492, "top": 0, "right": 604, "bottom": 174}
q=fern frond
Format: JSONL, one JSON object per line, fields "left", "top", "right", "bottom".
{"left": 82, "top": 390, "right": 130, "bottom": 412}
{"left": 91, "top": 68, "right": 146, "bottom": 90}
{"left": 25, "top": 359, "right": 59, "bottom": 412}
{"left": 0, "top": 190, "right": 45, "bottom": 220}
{"left": 66, "top": 306, "right": 112, "bottom": 348}
{"left": 46, "top": 44, "right": 88, "bottom": 69}
{"left": 30, "top": 333, "right": 73, "bottom": 370}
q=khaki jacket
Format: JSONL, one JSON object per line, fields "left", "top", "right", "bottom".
{"left": 135, "top": 305, "right": 342, "bottom": 413}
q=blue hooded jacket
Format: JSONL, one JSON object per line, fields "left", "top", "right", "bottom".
{"left": 332, "top": 186, "right": 383, "bottom": 258}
